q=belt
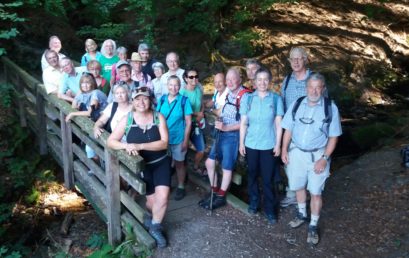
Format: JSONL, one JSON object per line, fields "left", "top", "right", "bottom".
{"left": 289, "top": 144, "right": 324, "bottom": 162}
{"left": 145, "top": 153, "right": 168, "bottom": 165}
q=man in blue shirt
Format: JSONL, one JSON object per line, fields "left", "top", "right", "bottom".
{"left": 281, "top": 72, "right": 342, "bottom": 245}
{"left": 58, "top": 57, "right": 85, "bottom": 103}
{"left": 280, "top": 47, "right": 312, "bottom": 208}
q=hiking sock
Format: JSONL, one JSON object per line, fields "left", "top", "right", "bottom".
{"left": 218, "top": 189, "right": 226, "bottom": 196}
{"left": 298, "top": 202, "right": 307, "bottom": 217}
{"left": 310, "top": 214, "right": 320, "bottom": 227}
{"left": 211, "top": 186, "right": 219, "bottom": 193}
{"left": 151, "top": 219, "right": 161, "bottom": 225}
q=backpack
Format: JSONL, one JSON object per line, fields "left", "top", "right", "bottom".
{"left": 158, "top": 95, "right": 188, "bottom": 120}
{"left": 292, "top": 96, "right": 332, "bottom": 125}
{"left": 400, "top": 146, "right": 409, "bottom": 168}
{"left": 104, "top": 102, "right": 118, "bottom": 133}
{"left": 224, "top": 87, "right": 253, "bottom": 121}
{"left": 124, "top": 110, "right": 160, "bottom": 138}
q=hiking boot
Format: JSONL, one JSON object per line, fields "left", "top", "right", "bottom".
{"left": 280, "top": 196, "right": 297, "bottom": 208}
{"left": 149, "top": 223, "right": 167, "bottom": 248}
{"left": 198, "top": 192, "right": 212, "bottom": 207}
{"left": 174, "top": 188, "right": 186, "bottom": 201}
{"left": 307, "top": 225, "right": 319, "bottom": 245}
{"left": 266, "top": 213, "right": 277, "bottom": 225}
{"left": 247, "top": 206, "right": 257, "bottom": 215}
{"left": 289, "top": 212, "right": 308, "bottom": 228}
{"left": 143, "top": 213, "right": 152, "bottom": 230}
{"left": 203, "top": 194, "right": 226, "bottom": 210}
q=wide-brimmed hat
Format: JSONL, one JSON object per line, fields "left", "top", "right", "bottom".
{"left": 131, "top": 52, "right": 145, "bottom": 62}
{"left": 131, "top": 87, "right": 150, "bottom": 99}
{"left": 116, "top": 60, "right": 131, "bottom": 69}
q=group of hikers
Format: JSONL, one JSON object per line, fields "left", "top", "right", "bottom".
{"left": 41, "top": 35, "right": 342, "bottom": 249}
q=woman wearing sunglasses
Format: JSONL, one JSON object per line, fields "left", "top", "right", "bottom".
{"left": 180, "top": 68, "right": 206, "bottom": 176}
{"left": 107, "top": 87, "right": 170, "bottom": 248}
{"left": 239, "top": 67, "right": 284, "bottom": 224}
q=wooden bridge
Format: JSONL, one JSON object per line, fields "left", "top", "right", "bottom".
{"left": 1, "top": 57, "right": 249, "bottom": 251}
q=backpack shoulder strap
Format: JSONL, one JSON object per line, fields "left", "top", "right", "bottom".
{"left": 292, "top": 96, "right": 306, "bottom": 121}
{"left": 283, "top": 73, "right": 292, "bottom": 92}
{"left": 236, "top": 88, "right": 252, "bottom": 107}
{"left": 323, "top": 97, "right": 332, "bottom": 124}
{"left": 158, "top": 95, "right": 166, "bottom": 112}
{"left": 153, "top": 110, "right": 160, "bottom": 125}
{"left": 124, "top": 111, "right": 134, "bottom": 138}
{"left": 246, "top": 93, "right": 254, "bottom": 113}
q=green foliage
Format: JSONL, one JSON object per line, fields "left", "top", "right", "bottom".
{"left": 351, "top": 122, "right": 395, "bottom": 149}
{"left": 86, "top": 233, "right": 107, "bottom": 249}
{"left": 0, "top": 1, "right": 25, "bottom": 56}
{"left": 24, "top": 187, "right": 40, "bottom": 204}
{"left": 230, "top": 29, "right": 261, "bottom": 56}
{"left": 0, "top": 246, "right": 22, "bottom": 258}
{"left": 77, "top": 23, "right": 130, "bottom": 42}
{"left": 86, "top": 224, "right": 151, "bottom": 258}
{"left": 0, "top": 83, "right": 14, "bottom": 108}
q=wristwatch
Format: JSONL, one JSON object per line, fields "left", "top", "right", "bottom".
{"left": 321, "top": 155, "right": 329, "bottom": 161}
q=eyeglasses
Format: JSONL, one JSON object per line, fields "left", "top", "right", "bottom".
{"left": 288, "top": 58, "right": 304, "bottom": 63}
{"left": 188, "top": 75, "right": 199, "bottom": 79}
{"left": 136, "top": 87, "right": 150, "bottom": 93}
{"left": 299, "top": 117, "right": 314, "bottom": 124}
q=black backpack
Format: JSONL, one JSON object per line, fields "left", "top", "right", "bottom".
{"left": 292, "top": 96, "right": 332, "bottom": 125}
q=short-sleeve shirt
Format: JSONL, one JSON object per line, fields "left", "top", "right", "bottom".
{"left": 240, "top": 91, "right": 284, "bottom": 150}
{"left": 281, "top": 97, "right": 342, "bottom": 150}
{"left": 221, "top": 86, "right": 248, "bottom": 126}
{"left": 179, "top": 85, "right": 202, "bottom": 113}
{"left": 80, "top": 52, "right": 102, "bottom": 66}
{"left": 74, "top": 89, "right": 108, "bottom": 112}
{"left": 212, "top": 88, "right": 228, "bottom": 109}
{"left": 99, "top": 55, "right": 120, "bottom": 82}
{"left": 156, "top": 94, "right": 193, "bottom": 144}
{"left": 159, "top": 68, "right": 186, "bottom": 95}
{"left": 42, "top": 66, "right": 62, "bottom": 94}
{"left": 102, "top": 102, "right": 132, "bottom": 131}
{"left": 59, "top": 68, "right": 85, "bottom": 95}
{"left": 281, "top": 69, "right": 311, "bottom": 111}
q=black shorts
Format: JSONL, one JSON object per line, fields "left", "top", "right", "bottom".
{"left": 141, "top": 156, "right": 171, "bottom": 195}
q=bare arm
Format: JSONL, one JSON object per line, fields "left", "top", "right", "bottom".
{"left": 313, "top": 137, "right": 338, "bottom": 174}
{"left": 239, "top": 115, "right": 248, "bottom": 156}
{"left": 273, "top": 116, "right": 283, "bottom": 157}
{"left": 182, "top": 114, "right": 192, "bottom": 152}
{"left": 58, "top": 92, "right": 74, "bottom": 103}
{"left": 281, "top": 129, "right": 292, "bottom": 165}
{"left": 93, "top": 112, "right": 110, "bottom": 138}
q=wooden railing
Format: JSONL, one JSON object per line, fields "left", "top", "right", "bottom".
{"left": 1, "top": 57, "right": 156, "bottom": 248}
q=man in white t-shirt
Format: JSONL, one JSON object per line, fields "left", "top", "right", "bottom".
{"left": 42, "top": 50, "right": 62, "bottom": 95}
{"left": 159, "top": 52, "right": 185, "bottom": 95}
{"left": 205, "top": 72, "right": 228, "bottom": 117}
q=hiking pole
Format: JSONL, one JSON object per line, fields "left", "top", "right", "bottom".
{"left": 210, "top": 116, "right": 222, "bottom": 215}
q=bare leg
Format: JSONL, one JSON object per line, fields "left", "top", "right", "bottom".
{"left": 174, "top": 160, "right": 186, "bottom": 187}
{"left": 220, "top": 169, "right": 232, "bottom": 191}
{"left": 295, "top": 189, "right": 307, "bottom": 204}
{"left": 194, "top": 151, "right": 204, "bottom": 170}
{"left": 310, "top": 194, "right": 322, "bottom": 216}
{"left": 205, "top": 158, "right": 218, "bottom": 187}
{"left": 150, "top": 186, "right": 170, "bottom": 223}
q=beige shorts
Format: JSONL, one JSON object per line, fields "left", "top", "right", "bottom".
{"left": 285, "top": 145, "right": 330, "bottom": 195}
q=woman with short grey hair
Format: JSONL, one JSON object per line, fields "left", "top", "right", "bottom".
{"left": 151, "top": 61, "right": 166, "bottom": 100}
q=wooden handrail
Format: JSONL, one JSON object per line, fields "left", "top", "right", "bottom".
{"left": 1, "top": 56, "right": 151, "bottom": 248}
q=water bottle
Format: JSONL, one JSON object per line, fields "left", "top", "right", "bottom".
{"left": 195, "top": 127, "right": 200, "bottom": 135}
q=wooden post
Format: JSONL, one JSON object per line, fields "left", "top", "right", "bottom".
{"left": 105, "top": 148, "right": 122, "bottom": 245}
{"left": 36, "top": 85, "right": 48, "bottom": 155}
{"left": 15, "top": 76, "right": 27, "bottom": 127}
{"left": 60, "top": 111, "right": 74, "bottom": 189}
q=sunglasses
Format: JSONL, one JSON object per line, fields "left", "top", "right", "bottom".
{"left": 136, "top": 87, "right": 150, "bottom": 93}
{"left": 188, "top": 75, "right": 199, "bottom": 79}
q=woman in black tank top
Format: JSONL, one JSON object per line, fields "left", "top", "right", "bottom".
{"left": 107, "top": 87, "right": 170, "bottom": 248}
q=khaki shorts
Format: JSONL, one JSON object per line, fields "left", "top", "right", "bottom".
{"left": 285, "top": 145, "right": 330, "bottom": 195}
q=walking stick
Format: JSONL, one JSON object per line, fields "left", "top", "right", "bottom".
{"left": 210, "top": 117, "right": 222, "bottom": 215}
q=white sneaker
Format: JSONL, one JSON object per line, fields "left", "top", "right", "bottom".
{"left": 280, "top": 196, "right": 297, "bottom": 208}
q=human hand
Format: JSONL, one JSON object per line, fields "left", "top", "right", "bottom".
{"left": 314, "top": 158, "right": 327, "bottom": 174}
{"left": 65, "top": 114, "right": 73, "bottom": 122}
{"left": 281, "top": 150, "right": 289, "bottom": 165}
{"left": 215, "top": 120, "right": 224, "bottom": 131}
{"left": 94, "top": 127, "right": 103, "bottom": 138}
{"left": 273, "top": 145, "right": 281, "bottom": 157}
{"left": 125, "top": 143, "right": 139, "bottom": 156}
{"left": 239, "top": 144, "right": 246, "bottom": 157}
